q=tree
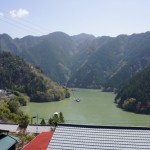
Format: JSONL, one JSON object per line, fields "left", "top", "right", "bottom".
{"left": 40, "top": 118, "right": 46, "bottom": 125}
{"left": 52, "top": 114, "right": 60, "bottom": 126}
{"left": 48, "top": 118, "right": 53, "bottom": 125}
{"left": 7, "top": 99, "right": 20, "bottom": 113}
{"left": 48, "top": 112, "right": 65, "bottom": 126}
{"left": 18, "top": 114, "right": 30, "bottom": 128}
{"left": 59, "top": 112, "right": 64, "bottom": 123}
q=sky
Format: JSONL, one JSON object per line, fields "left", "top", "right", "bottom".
{"left": 0, "top": 0, "right": 150, "bottom": 38}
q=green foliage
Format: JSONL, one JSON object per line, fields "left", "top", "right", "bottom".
{"left": 59, "top": 112, "right": 64, "bottom": 123}
{"left": 48, "top": 112, "right": 65, "bottom": 126}
{"left": 122, "top": 98, "right": 137, "bottom": 111}
{"left": 115, "top": 65, "right": 150, "bottom": 114}
{"left": 0, "top": 52, "right": 70, "bottom": 102}
{"left": 0, "top": 99, "right": 30, "bottom": 126}
{"left": 0, "top": 52, "right": 46, "bottom": 94}
{"left": 0, "top": 103, "right": 11, "bottom": 122}
{"left": 48, "top": 118, "right": 54, "bottom": 125}
{"left": 63, "top": 86, "right": 70, "bottom": 98}
{"left": 13, "top": 91, "right": 29, "bottom": 106}
{"left": 18, "top": 113, "right": 30, "bottom": 128}
{"left": 40, "top": 118, "right": 46, "bottom": 125}
{"left": 2, "top": 32, "right": 150, "bottom": 89}
{"left": 7, "top": 99, "right": 20, "bottom": 113}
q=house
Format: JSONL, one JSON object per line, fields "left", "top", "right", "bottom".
{"left": 23, "top": 123, "right": 150, "bottom": 149}
{"left": 0, "top": 89, "right": 6, "bottom": 98}
{"left": 0, "top": 124, "right": 19, "bottom": 132}
{"left": 26, "top": 125, "right": 53, "bottom": 133}
{"left": 22, "top": 132, "right": 53, "bottom": 150}
{"left": 0, "top": 129, "right": 19, "bottom": 150}
{"left": 47, "top": 124, "right": 150, "bottom": 149}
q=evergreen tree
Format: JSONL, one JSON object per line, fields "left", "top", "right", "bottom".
{"left": 40, "top": 118, "right": 46, "bottom": 125}
{"left": 59, "top": 112, "right": 64, "bottom": 123}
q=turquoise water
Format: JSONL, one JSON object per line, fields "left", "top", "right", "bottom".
{"left": 21, "top": 88, "right": 150, "bottom": 126}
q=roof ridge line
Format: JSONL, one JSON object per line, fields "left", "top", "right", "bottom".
{"left": 58, "top": 123, "right": 150, "bottom": 130}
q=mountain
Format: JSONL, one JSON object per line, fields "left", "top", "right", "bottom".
{"left": 0, "top": 34, "right": 19, "bottom": 54}
{"left": 103, "top": 32, "right": 150, "bottom": 89}
{"left": 68, "top": 35, "right": 114, "bottom": 88}
{"left": 0, "top": 32, "right": 77, "bottom": 84}
{"left": 115, "top": 65, "right": 150, "bottom": 114}
{"left": 68, "top": 32, "right": 150, "bottom": 89}
{"left": 0, "top": 51, "right": 70, "bottom": 102}
{"left": 1, "top": 31, "right": 150, "bottom": 89}
{"left": 20, "top": 32, "right": 77, "bottom": 84}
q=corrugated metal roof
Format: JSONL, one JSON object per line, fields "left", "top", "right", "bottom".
{"left": 47, "top": 124, "right": 150, "bottom": 150}
{"left": 22, "top": 132, "right": 53, "bottom": 150}
{"left": 0, "top": 134, "right": 18, "bottom": 150}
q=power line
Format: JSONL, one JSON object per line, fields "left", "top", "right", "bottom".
{"left": 0, "top": 9, "right": 52, "bottom": 36}
{"left": 0, "top": 17, "right": 41, "bottom": 36}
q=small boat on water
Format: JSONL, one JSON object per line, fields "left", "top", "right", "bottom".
{"left": 75, "top": 98, "right": 80, "bottom": 102}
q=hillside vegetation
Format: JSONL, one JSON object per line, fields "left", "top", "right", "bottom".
{"left": 1, "top": 31, "right": 150, "bottom": 90}
{"left": 0, "top": 52, "right": 70, "bottom": 102}
{"left": 115, "top": 66, "right": 150, "bottom": 114}
{"left": 69, "top": 32, "right": 150, "bottom": 89}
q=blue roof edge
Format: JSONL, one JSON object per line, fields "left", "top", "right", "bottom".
{"left": 8, "top": 134, "right": 19, "bottom": 142}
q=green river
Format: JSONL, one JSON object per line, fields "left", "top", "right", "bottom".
{"left": 21, "top": 88, "right": 150, "bottom": 126}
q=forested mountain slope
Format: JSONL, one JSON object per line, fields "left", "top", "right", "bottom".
{"left": 115, "top": 65, "right": 150, "bottom": 114}
{"left": 0, "top": 32, "right": 77, "bottom": 84}
{"left": 68, "top": 32, "right": 150, "bottom": 89}
{"left": 1, "top": 31, "right": 150, "bottom": 89}
{"left": 0, "top": 52, "right": 70, "bottom": 102}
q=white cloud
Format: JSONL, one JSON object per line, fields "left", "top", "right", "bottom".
{"left": 0, "top": 12, "right": 4, "bottom": 17}
{"left": 10, "top": 8, "right": 29, "bottom": 18}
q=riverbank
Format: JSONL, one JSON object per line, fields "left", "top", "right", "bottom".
{"left": 21, "top": 89, "right": 150, "bottom": 126}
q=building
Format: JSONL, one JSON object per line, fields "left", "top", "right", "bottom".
{"left": 26, "top": 125, "right": 53, "bottom": 133}
{"left": 48, "top": 124, "right": 150, "bottom": 149}
{"left": 23, "top": 123, "right": 150, "bottom": 150}
{"left": 0, "top": 89, "right": 6, "bottom": 98}
{"left": 22, "top": 132, "right": 53, "bottom": 150}
{"left": 0, "top": 124, "right": 19, "bottom": 132}
{"left": 0, "top": 129, "right": 19, "bottom": 150}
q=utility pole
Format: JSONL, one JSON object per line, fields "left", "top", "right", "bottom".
{"left": 37, "top": 114, "right": 38, "bottom": 124}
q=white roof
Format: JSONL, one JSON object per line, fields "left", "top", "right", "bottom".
{"left": 0, "top": 124, "right": 19, "bottom": 132}
{"left": 47, "top": 124, "right": 150, "bottom": 150}
{"left": 54, "top": 112, "right": 59, "bottom": 115}
{"left": 26, "top": 125, "right": 52, "bottom": 133}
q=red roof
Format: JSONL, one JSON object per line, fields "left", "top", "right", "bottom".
{"left": 22, "top": 132, "right": 53, "bottom": 150}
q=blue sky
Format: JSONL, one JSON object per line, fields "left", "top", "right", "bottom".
{"left": 0, "top": 0, "right": 150, "bottom": 38}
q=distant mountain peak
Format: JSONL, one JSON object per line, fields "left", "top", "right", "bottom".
{"left": 1, "top": 31, "right": 150, "bottom": 89}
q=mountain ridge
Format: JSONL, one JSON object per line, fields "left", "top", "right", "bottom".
{"left": 1, "top": 31, "right": 150, "bottom": 90}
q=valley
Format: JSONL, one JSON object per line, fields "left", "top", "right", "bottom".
{"left": 1, "top": 31, "right": 150, "bottom": 89}
{"left": 1, "top": 31, "right": 150, "bottom": 116}
{"left": 21, "top": 89, "right": 150, "bottom": 126}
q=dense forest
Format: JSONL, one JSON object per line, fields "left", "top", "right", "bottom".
{"left": 1, "top": 32, "right": 150, "bottom": 115}
{"left": 1, "top": 32, "right": 150, "bottom": 89}
{"left": 115, "top": 65, "right": 150, "bottom": 114}
{"left": 0, "top": 52, "right": 70, "bottom": 102}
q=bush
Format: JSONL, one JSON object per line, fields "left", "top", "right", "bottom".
{"left": 48, "top": 112, "right": 65, "bottom": 126}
